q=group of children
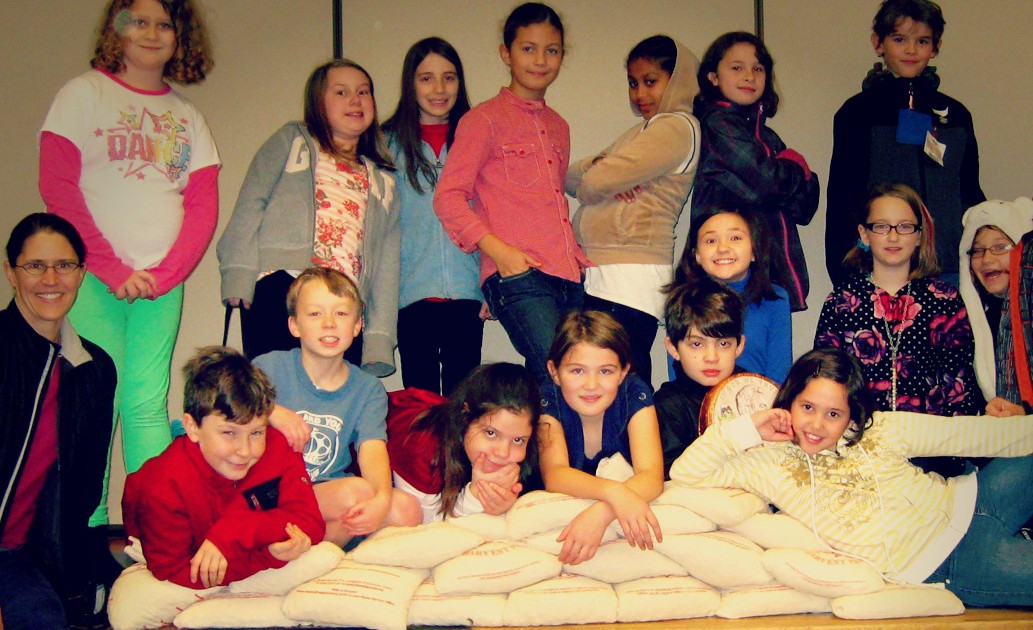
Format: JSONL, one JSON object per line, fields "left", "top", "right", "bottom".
{"left": 16, "top": 0, "right": 1033, "bottom": 623}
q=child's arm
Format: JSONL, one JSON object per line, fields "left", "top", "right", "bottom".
{"left": 147, "top": 164, "right": 220, "bottom": 296}
{"left": 358, "top": 169, "right": 401, "bottom": 375}
{"left": 539, "top": 410, "right": 663, "bottom": 563}
{"left": 216, "top": 126, "right": 295, "bottom": 305}
{"left": 205, "top": 433, "right": 325, "bottom": 563}
{"left": 928, "top": 297, "right": 983, "bottom": 416}
{"left": 825, "top": 104, "right": 871, "bottom": 286}
{"left": 433, "top": 113, "right": 540, "bottom": 277}
{"left": 668, "top": 409, "right": 776, "bottom": 490}
{"left": 700, "top": 115, "right": 814, "bottom": 211}
{"left": 39, "top": 132, "right": 135, "bottom": 291}
{"left": 341, "top": 439, "right": 393, "bottom": 534}
{"left": 569, "top": 114, "right": 699, "bottom": 204}
{"left": 267, "top": 403, "right": 312, "bottom": 452}
{"left": 812, "top": 290, "right": 846, "bottom": 349}
{"left": 890, "top": 410, "right": 1033, "bottom": 459}
{"left": 765, "top": 290, "right": 793, "bottom": 383}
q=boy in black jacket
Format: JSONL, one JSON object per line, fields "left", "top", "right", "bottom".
{"left": 826, "top": 0, "right": 985, "bottom": 288}
{"left": 656, "top": 277, "right": 744, "bottom": 477}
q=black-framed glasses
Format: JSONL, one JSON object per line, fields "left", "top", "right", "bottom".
{"left": 864, "top": 222, "right": 920, "bottom": 235}
{"left": 13, "top": 261, "right": 83, "bottom": 276}
{"left": 968, "top": 243, "right": 1015, "bottom": 259}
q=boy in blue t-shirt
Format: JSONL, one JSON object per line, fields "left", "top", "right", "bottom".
{"left": 826, "top": 0, "right": 985, "bottom": 287}
{"left": 256, "top": 268, "right": 421, "bottom": 546}
{"left": 655, "top": 277, "right": 745, "bottom": 477}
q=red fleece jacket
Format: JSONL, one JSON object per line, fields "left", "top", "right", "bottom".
{"left": 122, "top": 431, "right": 324, "bottom": 589}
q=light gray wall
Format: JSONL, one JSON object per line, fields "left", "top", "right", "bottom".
{"left": 1, "top": 1, "right": 1029, "bottom": 522}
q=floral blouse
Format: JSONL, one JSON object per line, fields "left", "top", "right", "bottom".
{"left": 312, "top": 151, "right": 368, "bottom": 282}
{"left": 814, "top": 274, "right": 981, "bottom": 416}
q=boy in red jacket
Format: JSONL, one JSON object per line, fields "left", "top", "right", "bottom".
{"left": 122, "top": 346, "right": 324, "bottom": 589}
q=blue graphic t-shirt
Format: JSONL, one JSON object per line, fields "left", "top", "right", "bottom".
{"left": 255, "top": 348, "right": 387, "bottom": 482}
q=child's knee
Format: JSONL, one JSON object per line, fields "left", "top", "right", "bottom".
{"left": 392, "top": 490, "right": 424, "bottom": 527}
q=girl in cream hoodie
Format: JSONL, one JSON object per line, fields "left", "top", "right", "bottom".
{"left": 566, "top": 35, "right": 700, "bottom": 385}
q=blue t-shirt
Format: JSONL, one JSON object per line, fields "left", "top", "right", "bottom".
{"left": 540, "top": 373, "right": 653, "bottom": 474}
{"left": 254, "top": 348, "right": 387, "bottom": 483}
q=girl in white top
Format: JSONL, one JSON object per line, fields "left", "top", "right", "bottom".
{"left": 671, "top": 346, "right": 1033, "bottom": 607}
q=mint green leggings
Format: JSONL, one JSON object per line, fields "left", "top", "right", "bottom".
{"left": 71, "top": 273, "right": 182, "bottom": 525}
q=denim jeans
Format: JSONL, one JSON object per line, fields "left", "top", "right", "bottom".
{"left": 926, "top": 453, "right": 1033, "bottom": 606}
{"left": 482, "top": 269, "right": 584, "bottom": 386}
{"left": 584, "top": 294, "right": 658, "bottom": 388}
{"left": 0, "top": 547, "right": 67, "bottom": 630}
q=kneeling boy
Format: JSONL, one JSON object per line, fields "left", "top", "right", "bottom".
{"left": 123, "top": 347, "right": 324, "bottom": 589}
{"left": 656, "top": 277, "right": 746, "bottom": 476}
{"left": 256, "top": 268, "right": 420, "bottom": 546}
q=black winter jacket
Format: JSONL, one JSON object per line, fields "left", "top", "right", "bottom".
{"left": 0, "top": 302, "right": 115, "bottom": 600}
{"left": 826, "top": 68, "right": 984, "bottom": 286}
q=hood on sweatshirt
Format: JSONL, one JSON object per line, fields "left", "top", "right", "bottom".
{"left": 630, "top": 37, "right": 700, "bottom": 119}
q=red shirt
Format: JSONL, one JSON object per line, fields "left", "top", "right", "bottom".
{"left": 122, "top": 430, "right": 324, "bottom": 589}
{"left": 434, "top": 88, "right": 587, "bottom": 284}
{"left": 0, "top": 363, "right": 60, "bottom": 549}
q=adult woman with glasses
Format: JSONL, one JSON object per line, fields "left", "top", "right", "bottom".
{"left": 959, "top": 198, "right": 1033, "bottom": 418}
{"left": 814, "top": 183, "right": 982, "bottom": 477}
{"left": 0, "top": 213, "right": 116, "bottom": 629}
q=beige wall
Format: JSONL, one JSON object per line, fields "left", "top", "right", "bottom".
{"left": 1, "top": 1, "right": 1030, "bottom": 522}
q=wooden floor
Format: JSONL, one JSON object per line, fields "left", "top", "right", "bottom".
{"left": 457, "top": 609, "right": 1033, "bottom": 629}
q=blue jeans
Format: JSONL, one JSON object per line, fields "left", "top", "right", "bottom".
{"left": 482, "top": 269, "right": 584, "bottom": 386}
{"left": 0, "top": 547, "right": 67, "bottom": 630}
{"left": 926, "top": 453, "right": 1033, "bottom": 606}
{"left": 584, "top": 294, "right": 658, "bottom": 388}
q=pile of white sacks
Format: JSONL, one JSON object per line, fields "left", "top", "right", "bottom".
{"left": 109, "top": 459, "right": 965, "bottom": 629}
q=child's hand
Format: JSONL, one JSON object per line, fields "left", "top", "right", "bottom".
{"left": 227, "top": 297, "right": 252, "bottom": 309}
{"left": 473, "top": 480, "right": 522, "bottom": 515}
{"left": 470, "top": 452, "right": 520, "bottom": 488}
{"left": 752, "top": 408, "right": 794, "bottom": 442}
{"left": 556, "top": 503, "right": 611, "bottom": 565}
{"left": 114, "top": 270, "right": 157, "bottom": 303}
{"left": 481, "top": 236, "right": 541, "bottom": 276}
{"left": 268, "top": 406, "right": 311, "bottom": 452}
{"left": 986, "top": 397, "right": 1025, "bottom": 417}
{"left": 614, "top": 185, "right": 643, "bottom": 203}
{"left": 339, "top": 492, "right": 390, "bottom": 536}
{"left": 479, "top": 301, "right": 495, "bottom": 321}
{"left": 606, "top": 485, "right": 662, "bottom": 550}
{"left": 268, "top": 523, "right": 312, "bottom": 562}
{"left": 190, "top": 539, "right": 228, "bottom": 588}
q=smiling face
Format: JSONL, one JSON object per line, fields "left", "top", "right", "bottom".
{"left": 414, "top": 52, "right": 459, "bottom": 125}
{"left": 790, "top": 377, "right": 852, "bottom": 455}
{"left": 4, "top": 231, "right": 85, "bottom": 343}
{"left": 694, "top": 212, "right": 755, "bottom": 283}
{"left": 500, "top": 21, "right": 563, "bottom": 100}
{"left": 547, "top": 342, "right": 629, "bottom": 423}
{"left": 872, "top": 18, "right": 937, "bottom": 79}
{"left": 627, "top": 57, "right": 671, "bottom": 121}
{"left": 665, "top": 327, "right": 743, "bottom": 388}
{"left": 970, "top": 226, "right": 1016, "bottom": 299}
{"left": 288, "top": 279, "right": 362, "bottom": 362}
{"left": 185, "top": 412, "right": 268, "bottom": 481}
{"left": 708, "top": 42, "right": 766, "bottom": 107}
{"left": 118, "top": 0, "right": 176, "bottom": 85}
{"left": 323, "top": 66, "right": 375, "bottom": 151}
{"left": 859, "top": 195, "right": 921, "bottom": 274}
{"left": 463, "top": 408, "right": 533, "bottom": 474}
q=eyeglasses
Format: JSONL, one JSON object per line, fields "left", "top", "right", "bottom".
{"left": 864, "top": 222, "right": 920, "bottom": 235}
{"left": 968, "top": 243, "right": 1015, "bottom": 259}
{"left": 13, "top": 261, "right": 83, "bottom": 276}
